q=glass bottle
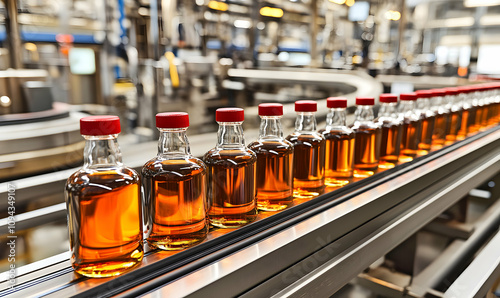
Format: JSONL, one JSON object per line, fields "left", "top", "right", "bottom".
{"left": 248, "top": 103, "right": 294, "bottom": 211}
{"left": 376, "top": 94, "right": 402, "bottom": 169}
{"left": 444, "top": 87, "right": 462, "bottom": 145}
{"left": 491, "top": 83, "right": 500, "bottom": 125}
{"left": 456, "top": 86, "right": 472, "bottom": 140}
{"left": 415, "top": 90, "right": 435, "bottom": 154}
{"left": 430, "top": 89, "right": 451, "bottom": 148}
{"left": 286, "top": 100, "right": 325, "bottom": 198}
{"left": 320, "top": 97, "right": 354, "bottom": 187}
{"left": 204, "top": 108, "right": 257, "bottom": 228}
{"left": 398, "top": 93, "right": 422, "bottom": 160}
{"left": 142, "top": 112, "right": 208, "bottom": 250}
{"left": 65, "top": 116, "right": 143, "bottom": 278}
{"left": 351, "top": 97, "right": 382, "bottom": 178}
{"left": 478, "top": 85, "right": 490, "bottom": 130}
{"left": 470, "top": 85, "right": 482, "bottom": 134}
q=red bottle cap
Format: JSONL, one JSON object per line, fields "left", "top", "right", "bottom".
{"left": 295, "top": 100, "right": 317, "bottom": 112}
{"left": 258, "top": 103, "right": 283, "bottom": 116}
{"left": 326, "top": 97, "right": 347, "bottom": 108}
{"left": 400, "top": 93, "right": 417, "bottom": 101}
{"left": 444, "top": 87, "right": 459, "bottom": 96}
{"left": 416, "top": 90, "right": 433, "bottom": 98}
{"left": 457, "top": 86, "right": 471, "bottom": 94}
{"left": 216, "top": 107, "right": 244, "bottom": 122}
{"left": 356, "top": 97, "right": 375, "bottom": 105}
{"left": 432, "top": 89, "right": 446, "bottom": 97}
{"left": 379, "top": 94, "right": 398, "bottom": 103}
{"left": 80, "top": 115, "right": 121, "bottom": 135}
{"left": 156, "top": 112, "right": 189, "bottom": 128}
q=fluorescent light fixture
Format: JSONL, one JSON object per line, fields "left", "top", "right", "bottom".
{"left": 208, "top": 1, "right": 228, "bottom": 11}
{"left": 384, "top": 10, "right": 401, "bottom": 21}
{"left": 464, "top": 0, "right": 500, "bottom": 7}
{"left": 445, "top": 17, "right": 475, "bottom": 27}
{"left": 329, "top": 0, "right": 346, "bottom": 4}
{"left": 234, "top": 19, "right": 251, "bottom": 28}
{"left": 260, "top": 7, "right": 284, "bottom": 18}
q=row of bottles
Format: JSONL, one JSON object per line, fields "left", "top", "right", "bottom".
{"left": 64, "top": 83, "right": 500, "bottom": 278}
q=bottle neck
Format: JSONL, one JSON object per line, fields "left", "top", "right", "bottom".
{"left": 354, "top": 105, "right": 374, "bottom": 123}
{"left": 259, "top": 116, "right": 284, "bottom": 140}
{"left": 378, "top": 102, "right": 397, "bottom": 118}
{"left": 416, "top": 98, "right": 431, "bottom": 110}
{"left": 431, "top": 96, "right": 443, "bottom": 109}
{"left": 217, "top": 122, "right": 246, "bottom": 149}
{"left": 83, "top": 135, "right": 122, "bottom": 168}
{"left": 158, "top": 128, "right": 190, "bottom": 156}
{"left": 295, "top": 112, "right": 317, "bottom": 132}
{"left": 326, "top": 108, "right": 347, "bottom": 130}
{"left": 398, "top": 100, "right": 416, "bottom": 114}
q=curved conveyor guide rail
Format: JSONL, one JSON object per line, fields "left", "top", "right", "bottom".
{"left": 1, "top": 126, "right": 500, "bottom": 297}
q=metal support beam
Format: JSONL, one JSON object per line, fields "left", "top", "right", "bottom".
{"left": 4, "top": 0, "right": 22, "bottom": 69}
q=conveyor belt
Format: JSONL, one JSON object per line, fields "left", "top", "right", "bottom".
{"left": 1, "top": 126, "right": 500, "bottom": 297}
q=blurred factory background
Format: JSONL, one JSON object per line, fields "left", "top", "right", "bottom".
{"left": 1, "top": 0, "right": 500, "bottom": 296}
{"left": 2, "top": 0, "right": 499, "bottom": 180}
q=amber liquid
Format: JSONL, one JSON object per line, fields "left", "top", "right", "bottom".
{"left": 457, "top": 109, "right": 470, "bottom": 140}
{"left": 467, "top": 106, "right": 479, "bottom": 134}
{"left": 321, "top": 130, "right": 354, "bottom": 187}
{"left": 65, "top": 169, "right": 143, "bottom": 278}
{"left": 204, "top": 149, "right": 257, "bottom": 228}
{"left": 481, "top": 105, "right": 490, "bottom": 128}
{"left": 473, "top": 106, "right": 483, "bottom": 133}
{"left": 418, "top": 115, "right": 435, "bottom": 152}
{"left": 432, "top": 113, "right": 449, "bottom": 147}
{"left": 445, "top": 110, "right": 462, "bottom": 144}
{"left": 400, "top": 119, "right": 421, "bottom": 158}
{"left": 487, "top": 103, "right": 497, "bottom": 126}
{"left": 352, "top": 125, "right": 382, "bottom": 177}
{"left": 142, "top": 159, "right": 208, "bottom": 250}
{"left": 379, "top": 122, "right": 402, "bottom": 168}
{"left": 248, "top": 140, "right": 294, "bottom": 211}
{"left": 286, "top": 133, "right": 325, "bottom": 197}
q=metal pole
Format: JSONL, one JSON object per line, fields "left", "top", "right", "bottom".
{"left": 5, "top": 0, "right": 22, "bottom": 69}
{"left": 396, "top": 0, "right": 407, "bottom": 68}
{"left": 310, "top": 0, "right": 318, "bottom": 68}
{"left": 150, "top": 0, "right": 161, "bottom": 139}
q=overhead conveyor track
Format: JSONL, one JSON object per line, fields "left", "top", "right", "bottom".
{"left": 1, "top": 126, "right": 500, "bottom": 297}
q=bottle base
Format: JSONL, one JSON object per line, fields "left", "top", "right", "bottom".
{"left": 73, "top": 247, "right": 143, "bottom": 278}
{"left": 292, "top": 184, "right": 325, "bottom": 199}
{"left": 257, "top": 199, "right": 293, "bottom": 212}
{"left": 353, "top": 169, "right": 374, "bottom": 178}
{"left": 378, "top": 161, "right": 395, "bottom": 169}
{"left": 325, "top": 177, "right": 350, "bottom": 187}
{"left": 209, "top": 209, "right": 258, "bottom": 228}
{"left": 147, "top": 226, "right": 208, "bottom": 250}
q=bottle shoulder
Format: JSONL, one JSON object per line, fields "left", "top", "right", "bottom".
{"left": 66, "top": 167, "right": 140, "bottom": 192}
{"left": 376, "top": 116, "right": 402, "bottom": 127}
{"left": 142, "top": 157, "right": 206, "bottom": 179}
{"left": 320, "top": 127, "right": 354, "bottom": 136}
{"left": 351, "top": 121, "right": 381, "bottom": 131}
{"left": 203, "top": 148, "right": 257, "bottom": 166}
{"left": 248, "top": 139, "right": 294, "bottom": 155}
{"left": 286, "top": 131, "right": 325, "bottom": 142}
